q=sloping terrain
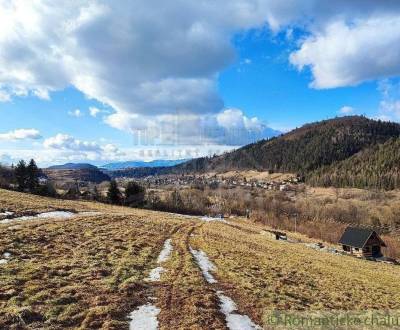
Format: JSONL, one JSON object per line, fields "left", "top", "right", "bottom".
{"left": 47, "top": 163, "right": 99, "bottom": 170}
{"left": 307, "top": 137, "right": 400, "bottom": 190}
{"left": 43, "top": 168, "right": 110, "bottom": 185}
{"left": 174, "top": 116, "right": 400, "bottom": 174}
{"left": 1, "top": 189, "right": 400, "bottom": 329}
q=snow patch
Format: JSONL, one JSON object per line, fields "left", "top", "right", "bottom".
{"left": 147, "top": 266, "right": 166, "bottom": 282}
{"left": 0, "top": 211, "right": 14, "bottom": 217}
{"left": 200, "top": 216, "right": 227, "bottom": 223}
{"left": 0, "top": 252, "right": 11, "bottom": 265}
{"left": 157, "top": 238, "right": 173, "bottom": 263}
{"left": 146, "top": 238, "right": 173, "bottom": 282}
{"left": 217, "top": 291, "right": 261, "bottom": 330}
{"left": 189, "top": 247, "right": 217, "bottom": 284}
{"left": 129, "top": 304, "right": 160, "bottom": 330}
{"left": 0, "top": 211, "right": 75, "bottom": 224}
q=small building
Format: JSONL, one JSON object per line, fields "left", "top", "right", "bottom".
{"left": 338, "top": 226, "right": 386, "bottom": 258}
{"left": 261, "top": 229, "right": 287, "bottom": 241}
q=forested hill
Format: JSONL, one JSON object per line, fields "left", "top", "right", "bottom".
{"left": 307, "top": 137, "right": 400, "bottom": 190}
{"left": 170, "top": 116, "right": 400, "bottom": 174}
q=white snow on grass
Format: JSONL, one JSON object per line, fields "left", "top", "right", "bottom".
{"left": 129, "top": 304, "right": 160, "bottom": 330}
{"left": 157, "top": 239, "right": 173, "bottom": 263}
{"left": 0, "top": 211, "right": 75, "bottom": 224}
{"left": 147, "top": 266, "right": 166, "bottom": 282}
{"left": 146, "top": 238, "right": 173, "bottom": 282}
{"left": 216, "top": 291, "right": 261, "bottom": 330}
{"left": 0, "top": 211, "right": 14, "bottom": 217}
{"left": 189, "top": 247, "right": 217, "bottom": 284}
{"left": 0, "top": 252, "right": 11, "bottom": 265}
{"left": 200, "top": 216, "right": 227, "bottom": 223}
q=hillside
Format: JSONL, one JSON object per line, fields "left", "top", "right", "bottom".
{"left": 307, "top": 137, "right": 400, "bottom": 190}
{"left": 1, "top": 189, "right": 400, "bottom": 328}
{"left": 43, "top": 168, "right": 110, "bottom": 184}
{"left": 173, "top": 116, "right": 400, "bottom": 174}
{"left": 47, "top": 163, "right": 98, "bottom": 170}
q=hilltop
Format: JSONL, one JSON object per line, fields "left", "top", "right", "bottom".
{"left": 47, "top": 163, "right": 98, "bottom": 170}
{"left": 174, "top": 116, "right": 400, "bottom": 174}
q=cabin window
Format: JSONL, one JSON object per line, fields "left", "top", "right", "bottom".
{"left": 364, "top": 246, "right": 370, "bottom": 252}
{"left": 355, "top": 248, "right": 359, "bottom": 251}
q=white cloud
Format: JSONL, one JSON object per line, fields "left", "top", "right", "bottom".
{"left": 89, "top": 106, "right": 101, "bottom": 117}
{"left": 43, "top": 133, "right": 125, "bottom": 162}
{"left": 379, "top": 100, "right": 400, "bottom": 121}
{"left": 105, "top": 108, "right": 279, "bottom": 146}
{"left": 0, "top": 128, "right": 42, "bottom": 141}
{"left": 1, "top": 0, "right": 400, "bottom": 146}
{"left": 44, "top": 134, "right": 99, "bottom": 152}
{"left": 290, "top": 17, "right": 400, "bottom": 88}
{"left": 217, "top": 108, "right": 262, "bottom": 131}
{"left": 338, "top": 106, "right": 355, "bottom": 115}
{"left": 68, "top": 109, "right": 83, "bottom": 117}
{"left": 0, "top": 89, "right": 11, "bottom": 102}
{"left": 376, "top": 79, "right": 400, "bottom": 121}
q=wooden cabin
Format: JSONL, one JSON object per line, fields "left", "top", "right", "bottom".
{"left": 338, "top": 227, "right": 386, "bottom": 258}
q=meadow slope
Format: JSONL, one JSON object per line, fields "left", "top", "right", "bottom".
{"left": 1, "top": 189, "right": 400, "bottom": 329}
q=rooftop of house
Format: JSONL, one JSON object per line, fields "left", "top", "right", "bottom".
{"left": 338, "top": 226, "right": 386, "bottom": 249}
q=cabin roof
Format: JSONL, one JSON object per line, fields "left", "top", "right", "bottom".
{"left": 338, "top": 226, "right": 386, "bottom": 248}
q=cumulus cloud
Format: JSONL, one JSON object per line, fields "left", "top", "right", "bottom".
{"left": 89, "top": 107, "right": 101, "bottom": 117}
{"left": 43, "top": 133, "right": 125, "bottom": 162}
{"left": 105, "top": 108, "right": 279, "bottom": 146}
{"left": 0, "top": 1, "right": 269, "bottom": 115}
{"left": 68, "top": 109, "right": 83, "bottom": 117}
{"left": 0, "top": 128, "right": 42, "bottom": 141}
{"left": 290, "top": 18, "right": 400, "bottom": 88}
{"left": 217, "top": 108, "right": 262, "bottom": 131}
{"left": 1, "top": 0, "right": 400, "bottom": 147}
{"left": 338, "top": 106, "right": 355, "bottom": 115}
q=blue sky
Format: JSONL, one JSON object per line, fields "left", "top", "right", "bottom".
{"left": 1, "top": 1, "right": 400, "bottom": 166}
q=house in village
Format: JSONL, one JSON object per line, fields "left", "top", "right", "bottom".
{"left": 338, "top": 226, "right": 386, "bottom": 258}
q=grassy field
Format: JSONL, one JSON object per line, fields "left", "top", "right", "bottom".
{"left": 1, "top": 189, "right": 400, "bottom": 329}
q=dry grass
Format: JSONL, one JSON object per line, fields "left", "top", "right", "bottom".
{"left": 190, "top": 220, "right": 400, "bottom": 326}
{"left": 1, "top": 189, "right": 400, "bottom": 329}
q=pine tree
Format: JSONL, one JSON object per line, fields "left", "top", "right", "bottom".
{"left": 125, "top": 181, "right": 145, "bottom": 206}
{"left": 14, "top": 160, "right": 28, "bottom": 191}
{"left": 26, "top": 159, "right": 39, "bottom": 192}
{"left": 107, "top": 180, "right": 121, "bottom": 204}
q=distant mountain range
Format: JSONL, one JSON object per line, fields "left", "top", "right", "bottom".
{"left": 101, "top": 159, "right": 188, "bottom": 170}
{"left": 47, "top": 163, "right": 98, "bottom": 170}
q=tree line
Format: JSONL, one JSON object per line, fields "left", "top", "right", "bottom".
{"left": 307, "top": 137, "right": 400, "bottom": 190}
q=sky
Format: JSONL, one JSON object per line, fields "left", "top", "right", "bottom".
{"left": 1, "top": 1, "right": 400, "bottom": 166}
